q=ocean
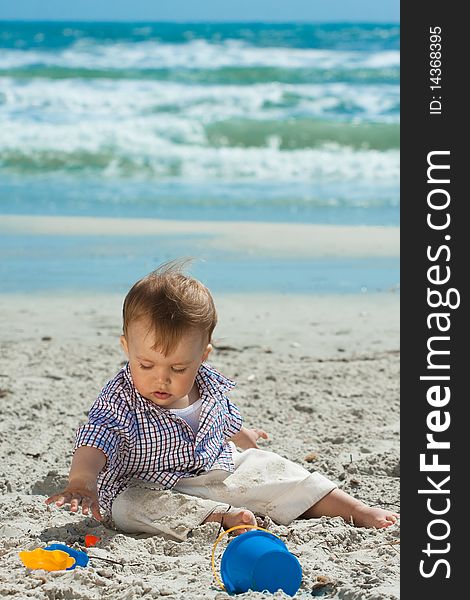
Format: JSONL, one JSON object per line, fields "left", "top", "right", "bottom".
{"left": 0, "top": 22, "right": 399, "bottom": 293}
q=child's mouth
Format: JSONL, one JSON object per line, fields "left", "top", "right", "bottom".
{"left": 153, "top": 391, "right": 171, "bottom": 400}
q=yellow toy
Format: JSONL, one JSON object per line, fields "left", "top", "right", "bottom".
{"left": 19, "top": 548, "right": 76, "bottom": 571}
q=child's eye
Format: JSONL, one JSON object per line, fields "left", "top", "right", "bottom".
{"left": 171, "top": 367, "right": 187, "bottom": 374}
{"left": 139, "top": 364, "right": 153, "bottom": 370}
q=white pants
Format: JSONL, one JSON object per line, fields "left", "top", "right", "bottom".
{"left": 111, "top": 447, "right": 336, "bottom": 541}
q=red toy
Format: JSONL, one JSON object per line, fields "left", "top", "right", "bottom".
{"left": 84, "top": 534, "right": 101, "bottom": 548}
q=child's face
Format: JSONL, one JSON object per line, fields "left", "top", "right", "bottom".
{"left": 120, "top": 318, "right": 212, "bottom": 409}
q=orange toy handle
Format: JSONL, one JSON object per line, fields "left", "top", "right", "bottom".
{"left": 211, "top": 525, "right": 282, "bottom": 591}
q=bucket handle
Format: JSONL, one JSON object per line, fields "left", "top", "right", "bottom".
{"left": 211, "top": 524, "right": 282, "bottom": 591}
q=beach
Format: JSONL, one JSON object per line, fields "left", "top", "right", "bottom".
{"left": 0, "top": 20, "right": 399, "bottom": 599}
{"left": 0, "top": 289, "right": 399, "bottom": 600}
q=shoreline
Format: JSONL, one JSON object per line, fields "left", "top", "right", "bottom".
{"left": 1, "top": 214, "right": 400, "bottom": 258}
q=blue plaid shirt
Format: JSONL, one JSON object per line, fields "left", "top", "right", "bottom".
{"left": 75, "top": 362, "right": 243, "bottom": 516}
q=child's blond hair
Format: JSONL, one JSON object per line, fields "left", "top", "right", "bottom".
{"left": 122, "top": 260, "right": 217, "bottom": 355}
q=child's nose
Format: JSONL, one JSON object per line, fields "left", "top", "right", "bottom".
{"left": 155, "top": 370, "right": 171, "bottom": 384}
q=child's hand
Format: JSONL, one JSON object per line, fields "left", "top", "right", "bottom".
{"left": 45, "top": 478, "right": 103, "bottom": 522}
{"left": 229, "top": 426, "right": 269, "bottom": 450}
{"left": 244, "top": 428, "right": 269, "bottom": 449}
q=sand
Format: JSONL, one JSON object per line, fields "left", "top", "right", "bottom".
{"left": 0, "top": 291, "right": 400, "bottom": 599}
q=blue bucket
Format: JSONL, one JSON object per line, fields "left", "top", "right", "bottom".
{"left": 219, "top": 529, "right": 302, "bottom": 596}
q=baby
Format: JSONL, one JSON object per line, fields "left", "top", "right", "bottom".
{"left": 46, "top": 262, "right": 398, "bottom": 540}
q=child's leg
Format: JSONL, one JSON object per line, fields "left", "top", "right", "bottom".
{"left": 193, "top": 448, "right": 397, "bottom": 530}
{"left": 112, "top": 481, "right": 256, "bottom": 540}
{"left": 299, "top": 488, "right": 399, "bottom": 528}
{"left": 174, "top": 449, "right": 338, "bottom": 526}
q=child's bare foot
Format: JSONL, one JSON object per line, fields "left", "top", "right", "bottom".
{"left": 204, "top": 507, "right": 257, "bottom": 535}
{"left": 352, "top": 503, "right": 399, "bottom": 528}
{"left": 300, "top": 489, "right": 399, "bottom": 529}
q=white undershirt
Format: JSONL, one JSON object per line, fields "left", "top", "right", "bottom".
{"left": 169, "top": 397, "right": 203, "bottom": 435}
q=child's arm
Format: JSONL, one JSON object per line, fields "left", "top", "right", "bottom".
{"left": 45, "top": 446, "right": 107, "bottom": 521}
{"left": 228, "top": 426, "right": 268, "bottom": 449}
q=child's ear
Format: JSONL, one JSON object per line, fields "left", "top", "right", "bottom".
{"left": 202, "top": 343, "right": 212, "bottom": 362}
{"left": 120, "top": 335, "right": 129, "bottom": 357}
